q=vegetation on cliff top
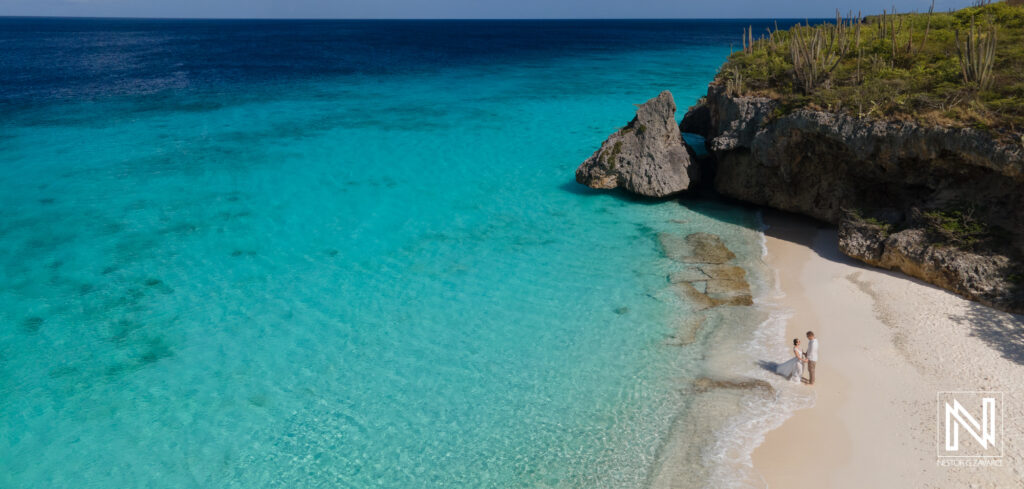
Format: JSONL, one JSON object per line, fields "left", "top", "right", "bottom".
{"left": 846, "top": 204, "right": 1002, "bottom": 252}
{"left": 718, "top": 1, "right": 1024, "bottom": 140}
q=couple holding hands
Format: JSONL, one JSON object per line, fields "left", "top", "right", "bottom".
{"left": 776, "top": 331, "right": 818, "bottom": 385}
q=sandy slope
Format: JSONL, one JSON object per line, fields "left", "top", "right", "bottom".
{"left": 752, "top": 212, "right": 1024, "bottom": 489}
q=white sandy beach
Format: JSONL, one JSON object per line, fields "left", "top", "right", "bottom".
{"left": 751, "top": 211, "right": 1024, "bottom": 488}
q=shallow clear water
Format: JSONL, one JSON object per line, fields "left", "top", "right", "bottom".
{"left": 1, "top": 18, "right": 801, "bottom": 488}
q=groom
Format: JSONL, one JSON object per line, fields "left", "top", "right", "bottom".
{"left": 804, "top": 331, "right": 819, "bottom": 385}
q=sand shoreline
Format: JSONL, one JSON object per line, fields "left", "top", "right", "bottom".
{"left": 751, "top": 211, "right": 1024, "bottom": 488}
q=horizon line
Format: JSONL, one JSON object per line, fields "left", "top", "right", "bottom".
{"left": 0, "top": 14, "right": 832, "bottom": 21}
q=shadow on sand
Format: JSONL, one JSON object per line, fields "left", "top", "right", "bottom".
{"left": 756, "top": 360, "right": 783, "bottom": 377}
{"left": 756, "top": 359, "right": 810, "bottom": 383}
{"left": 762, "top": 210, "right": 1024, "bottom": 367}
{"left": 565, "top": 182, "right": 1024, "bottom": 367}
{"left": 950, "top": 304, "right": 1024, "bottom": 366}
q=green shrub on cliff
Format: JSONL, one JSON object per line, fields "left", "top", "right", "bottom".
{"left": 720, "top": 1, "right": 1024, "bottom": 139}
{"left": 922, "top": 208, "right": 989, "bottom": 249}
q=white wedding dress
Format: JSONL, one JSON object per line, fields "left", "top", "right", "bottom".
{"left": 775, "top": 346, "right": 805, "bottom": 382}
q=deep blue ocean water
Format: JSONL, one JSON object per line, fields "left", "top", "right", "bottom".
{"left": 1, "top": 18, "right": 803, "bottom": 488}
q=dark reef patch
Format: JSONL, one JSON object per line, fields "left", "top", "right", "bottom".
{"left": 248, "top": 394, "right": 268, "bottom": 408}
{"left": 48, "top": 365, "right": 79, "bottom": 378}
{"left": 21, "top": 316, "right": 44, "bottom": 334}
{"left": 138, "top": 337, "right": 173, "bottom": 365}
{"left": 159, "top": 222, "right": 199, "bottom": 235}
{"left": 107, "top": 318, "right": 144, "bottom": 344}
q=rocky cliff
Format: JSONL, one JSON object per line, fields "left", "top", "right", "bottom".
{"left": 573, "top": 83, "right": 1024, "bottom": 312}
{"left": 575, "top": 91, "right": 698, "bottom": 198}
{"left": 686, "top": 83, "right": 1024, "bottom": 312}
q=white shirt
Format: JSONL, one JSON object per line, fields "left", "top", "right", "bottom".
{"left": 805, "top": 338, "right": 819, "bottom": 362}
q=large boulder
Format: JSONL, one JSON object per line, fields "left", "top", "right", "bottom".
{"left": 575, "top": 91, "right": 697, "bottom": 198}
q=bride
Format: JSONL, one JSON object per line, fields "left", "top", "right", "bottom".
{"left": 775, "top": 338, "right": 806, "bottom": 383}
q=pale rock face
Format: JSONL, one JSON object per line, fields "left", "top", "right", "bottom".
{"left": 575, "top": 90, "right": 698, "bottom": 198}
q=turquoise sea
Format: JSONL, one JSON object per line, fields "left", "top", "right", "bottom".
{"left": 1, "top": 19, "right": 808, "bottom": 488}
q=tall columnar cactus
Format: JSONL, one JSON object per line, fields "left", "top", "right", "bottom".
{"left": 741, "top": 25, "right": 757, "bottom": 54}
{"left": 725, "top": 66, "right": 744, "bottom": 97}
{"left": 955, "top": 16, "right": 998, "bottom": 91}
{"left": 914, "top": 1, "right": 935, "bottom": 56}
{"left": 790, "top": 11, "right": 861, "bottom": 94}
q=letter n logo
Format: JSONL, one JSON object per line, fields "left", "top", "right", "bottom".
{"left": 937, "top": 392, "right": 1003, "bottom": 458}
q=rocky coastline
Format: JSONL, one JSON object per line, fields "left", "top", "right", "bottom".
{"left": 576, "top": 85, "right": 1024, "bottom": 313}
{"left": 575, "top": 91, "right": 698, "bottom": 198}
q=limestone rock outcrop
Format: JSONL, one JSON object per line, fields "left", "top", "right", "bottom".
{"left": 575, "top": 91, "right": 697, "bottom": 198}
{"left": 691, "top": 82, "right": 1024, "bottom": 312}
{"left": 838, "top": 215, "right": 1023, "bottom": 311}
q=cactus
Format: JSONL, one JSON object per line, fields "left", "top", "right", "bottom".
{"left": 915, "top": 1, "right": 935, "bottom": 56}
{"left": 955, "top": 15, "right": 998, "bottom": 90}
{"left": 725, "top": 66, "right": 744, "bottom": 96}
{"left": 741, "top": 25, "right": 757, "bottom": 54}
{"left": 790, "top": 11, "right": 861, "bottom": 93}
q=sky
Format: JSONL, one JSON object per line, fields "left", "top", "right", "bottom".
{"left": 0, "top": 0, "right": 979, "bottom": 19}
